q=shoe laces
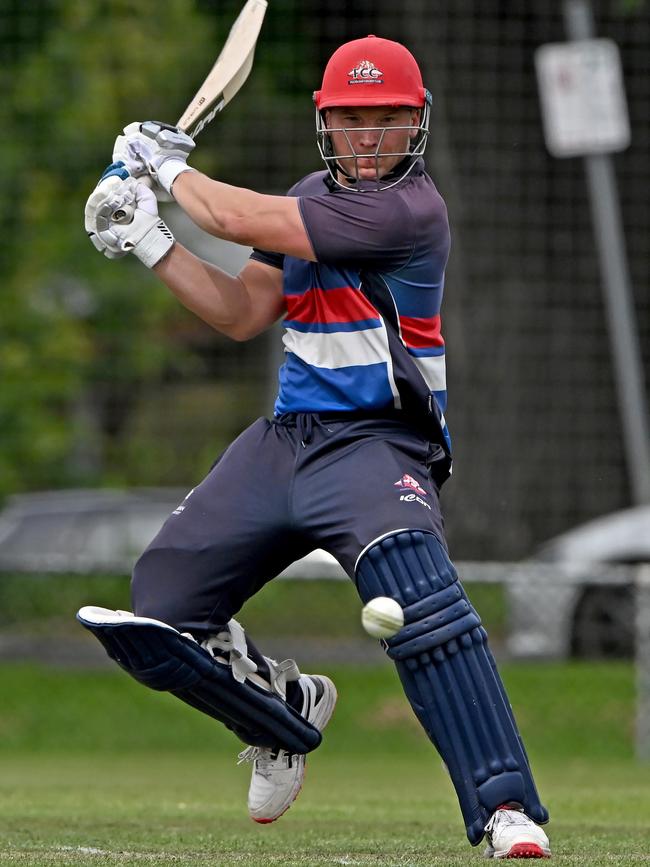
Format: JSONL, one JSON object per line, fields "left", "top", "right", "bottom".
{"left": 237, "top": 746, "right": 262, "bottom": 765}
{"left": 237, "top": 745, "right": 292, "bottom": 773}
{"left": 485, "top": 805, "right": 526, "bottom": 835}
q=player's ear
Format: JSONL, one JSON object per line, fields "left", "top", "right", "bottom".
{"left": 408, "top": 108, "right": 421, "bottom": 138}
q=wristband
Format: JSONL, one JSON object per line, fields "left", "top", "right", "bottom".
{"left": 155, "top": 160, "right": 196, "bottom": 196}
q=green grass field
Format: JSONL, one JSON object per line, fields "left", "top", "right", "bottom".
{"left": 1, "top": 659, "right": 649, "bottom": 866}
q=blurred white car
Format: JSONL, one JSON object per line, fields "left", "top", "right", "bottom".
{"left": 506, "top": 506, "right": 649, "bottom": 659}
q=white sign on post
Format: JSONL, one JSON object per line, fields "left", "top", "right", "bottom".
{"left": 535, "top": 38, "right": 630, "bottom": 158}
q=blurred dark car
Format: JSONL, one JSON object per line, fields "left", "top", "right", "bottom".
{"left": 507, "top": 506, "right": 649, "bottom": 659}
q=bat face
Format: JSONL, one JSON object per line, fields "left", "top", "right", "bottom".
{"left": 177, "top": 0, "right": 268, "bottom": 138}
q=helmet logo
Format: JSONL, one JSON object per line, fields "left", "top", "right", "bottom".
{"left": 347, "top": 59, "right": 384, "bottom": 85}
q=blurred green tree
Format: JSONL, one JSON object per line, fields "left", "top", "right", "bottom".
{"left": 0, "top": 0, "right": 221, "bottom": 498}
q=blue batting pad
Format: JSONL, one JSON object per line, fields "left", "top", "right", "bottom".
{"left": 77, "top": 608, "right": 321, "bottom": 755}
{"left": 355, "top": 530, "right": 548, "bottom": 845}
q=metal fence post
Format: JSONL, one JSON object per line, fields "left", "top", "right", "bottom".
{"left": 636, "top": 564, "right": 650, "bottom": 761}
{"left": 563, "top": 0, "right": 650, "bottom": 506}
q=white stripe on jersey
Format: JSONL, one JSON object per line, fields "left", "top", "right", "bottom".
{"left": 282, "top": 323, "right": 392, "bottom": 370}
{"left": 412, "top": 354, "right": 447, "bottom": 392}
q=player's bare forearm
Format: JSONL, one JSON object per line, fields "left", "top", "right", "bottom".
{"left": 153, "top": 243, "right": 284, "bottom": 341}
{"left": 172, "top": 171, "right": 316, "bottom": 261}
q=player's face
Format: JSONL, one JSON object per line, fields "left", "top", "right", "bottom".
{"left": 325, "top": 106, "right": 421, "bottom": 184}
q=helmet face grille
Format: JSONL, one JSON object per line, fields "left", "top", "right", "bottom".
{"left": 315, "top": 96, "right": 431, "bottom": 192}
{"left": 315, "top": 35, "right": 426, "bottom": 111}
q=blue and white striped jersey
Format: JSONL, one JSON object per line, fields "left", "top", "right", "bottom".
{"left": 251, "top": 158, "right": 451, "bottom": 452}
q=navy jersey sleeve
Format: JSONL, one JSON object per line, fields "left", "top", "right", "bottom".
{"left": 250, "top": 248, "right": 284, "bottom": 269}
{"left": 298, "top": 189, "right": 416, "bottom": 270}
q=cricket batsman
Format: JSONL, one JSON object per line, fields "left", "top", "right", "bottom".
{"left": 81, "top": 35, "right": 551, "bottom": 858}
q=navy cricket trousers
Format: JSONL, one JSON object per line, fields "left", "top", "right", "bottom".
{"left": 131, "top": 413, "right": 448, "bottom": 635}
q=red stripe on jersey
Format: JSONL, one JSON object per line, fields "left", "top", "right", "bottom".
{"left": 399, "top": 314, "right": 445, "bottom": 349}
{"left": 285, "top": 286, "right": 380, "bottom": 324}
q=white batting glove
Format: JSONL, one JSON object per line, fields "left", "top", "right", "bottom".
{"left": 84, "top": 169, "right": 130, "bottom": 260}
{"left": 85, "top": 175, "right": 175, "bottom": 268}
{"left": 112, "top": 121, "right": 196, "bottom": 198}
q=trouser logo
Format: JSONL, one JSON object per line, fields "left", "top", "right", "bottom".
{"left": 399, "top": 493, "right": 432, "bottom": 510}
{"left": 394, "top": 473, "right": 427, "bottom": 496}
{"left": 173, "top": 487, "right": 195, "bottom": 515}
{"left": 395, "top": 473, "right": 430, "bottom": 509}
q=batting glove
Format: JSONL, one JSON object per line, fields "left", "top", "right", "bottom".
{"left": 85, "top": 174, "right": 175, "bottom": 268}
{"left": 84, "top": 165, "right": 132, "bottom": 260}
{"left": 112, "top": 121, "right": 196, "bottom": 198}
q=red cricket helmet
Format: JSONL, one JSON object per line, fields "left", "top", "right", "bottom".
{"left": 314, "top": 35, "right": 427, "bottom": 110}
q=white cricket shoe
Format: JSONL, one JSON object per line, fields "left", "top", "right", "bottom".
{"left": 484, "top": 806, "right": 551, "bottom": 859}
{"left": 238, "top": 673, "right": 337, "bottom": 823}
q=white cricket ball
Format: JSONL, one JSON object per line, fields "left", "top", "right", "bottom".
{"left": 361, "top": 596, "right": 404, "bottom": 639}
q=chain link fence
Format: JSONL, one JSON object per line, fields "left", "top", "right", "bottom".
{"left": 1, "top": 1, "right": 649, "bottom": 768}
{"left": 2, "top": 0, "right": 648, "bottom": 559}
